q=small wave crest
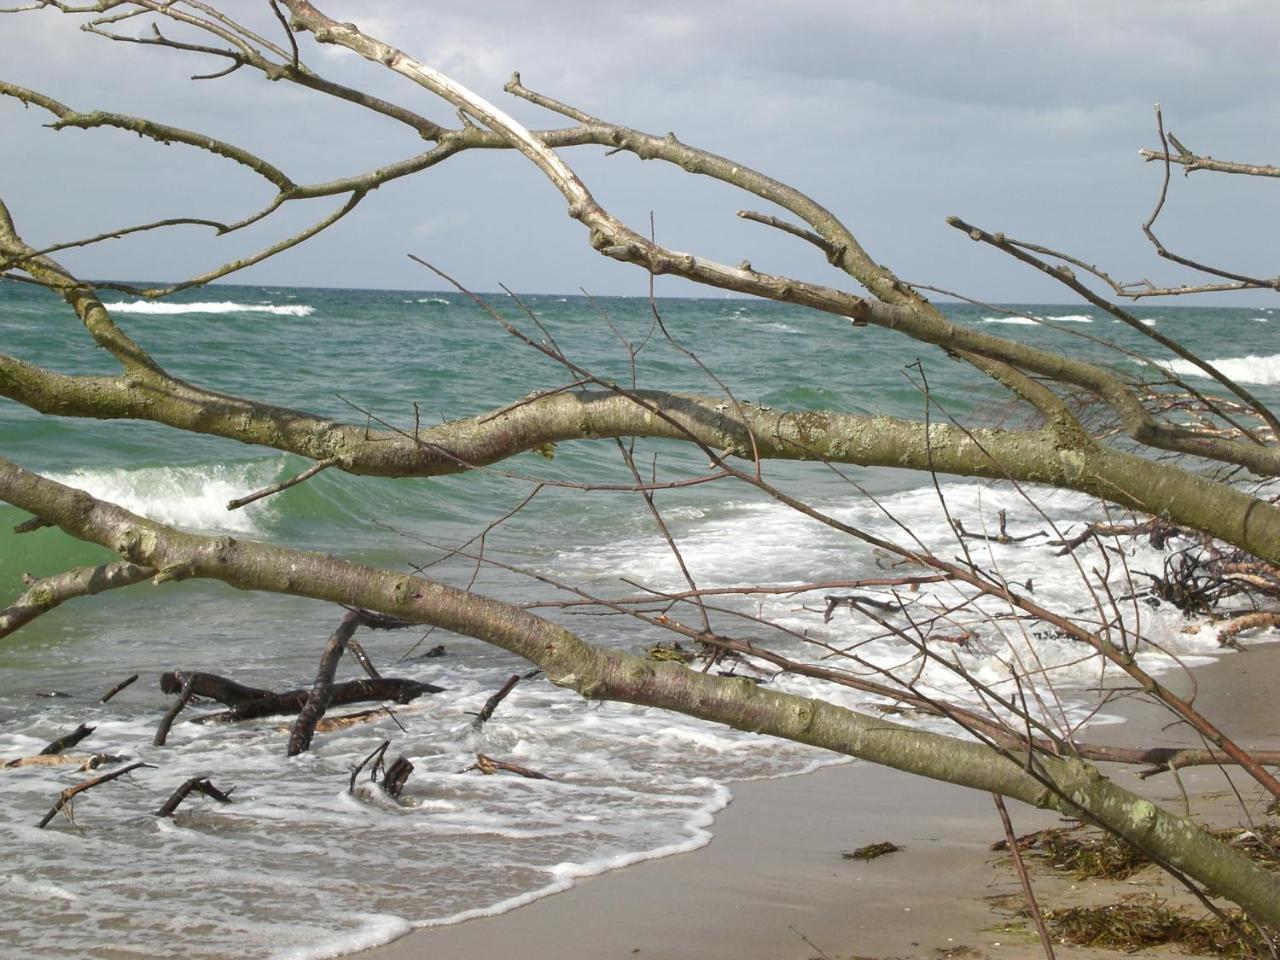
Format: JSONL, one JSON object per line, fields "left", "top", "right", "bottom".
{"left": 981, "top": 313, "right": 1093, "bottom": 325}
{"left": 48, "top": 461, "right": 282, "bottom": 535}
{"left": 1157, "top": 354, "right": 1280, "bottom": 386}
{"left": 103, "top": 301, "right": 314, "bottom": 317}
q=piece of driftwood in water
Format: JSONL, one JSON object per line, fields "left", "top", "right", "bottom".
{"left": 346, "top": 638, "right": 382, "bottom": 679}
{"left": 37, "top": 761, "right": 150, "bottom": 828}
{"left": 155, "top": 776, "right": 234, "bottom": 817}
{"left": 461, "top": 752, "right": 551, "bottom": 781}
{"left": 471, "top": 674, "right": 521, "bottom": 729}
{"left": 100, "top": 674, "right": 139, "bottom": 703}
{"left": 349, "top": 739, "right": 391, "bottom": 792}
{"left": 4, "top": 752, "right": 125, "bottom": 770}
{"left": 277, "top": 709, "right": 383, "bottom": 735}
{"left": 382, "top": 755, "right": 414, "bottom": 798}
{"left": 193, "top": 676, "right": 445, "bottom": 724}
{"left": 288, "top": 611, "right": 359, "bottom": 756}
{"left": 160, "top": 671, "right": 273, "bottom": 705}
{"left": 154, "top": 673, "right": 195, "bottom": 747}
{"left": 39, "top": 723, "right": 95, "bottom": 756}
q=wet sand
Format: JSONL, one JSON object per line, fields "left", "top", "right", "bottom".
{"left": 353, "top": 642, "right": 1279, "bottom": 960}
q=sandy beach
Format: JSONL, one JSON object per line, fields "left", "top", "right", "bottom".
{"left": 354, "top": 642, "right": 1279, "bottom": 960}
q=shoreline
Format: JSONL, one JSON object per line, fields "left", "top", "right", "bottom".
{"left": 349, "top": 642, "right": 1279, "bottom": 960}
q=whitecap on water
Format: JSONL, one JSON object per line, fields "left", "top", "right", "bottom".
{"left": 1155, "top": 353, "right": 1280, "bottom": 385}
{"left": 981, "top": 313, "right": 1092, "bottom": 325}
{"left": 103, "top": 301, "right": 314, "bottom": 317}
{"left": 47, "top": 460, "right": 282, "bottom": 535}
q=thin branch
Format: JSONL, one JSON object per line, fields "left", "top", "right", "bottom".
{"left": 737, "top": 209, "right": 842, "bottom": 263}
{"left": 37, "top": 761, "right": 149, "bottom": 828}
{"left": 227, "top": 456, "right": 343, "bottom": 511}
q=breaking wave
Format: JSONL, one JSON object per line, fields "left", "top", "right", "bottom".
{"left": 1156, "top": 353, "right": 1280, "bottom": 386}
{"left": 47, "top": 461, "right": 282, "bottom": 535}
{"left": 102, "top": 301, "right": 315, "bottom": 317}
{"left": 981, "top": 313, "right": 1094, "bottom": 325}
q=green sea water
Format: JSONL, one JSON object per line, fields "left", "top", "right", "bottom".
{"left": 1, "top": 281, "right": 1277, "bottom": 958}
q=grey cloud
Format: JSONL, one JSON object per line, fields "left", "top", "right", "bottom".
{"left": 0, "top": 2, "right": 1275, "bottom": 302}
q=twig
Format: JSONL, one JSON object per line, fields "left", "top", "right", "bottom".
{"left": 99, "top": 673, "right": 139, "bottom": 703}
{"left": 471, "top": 674, "right": 521, "bottom": 729}
{"left": 345, "top": 638, "right": 382, "bottom": 679}
{"left": 993, "top": 793, "right": 1057, "bottom": 960}
{"left": 227, "top": 456, "right": 343, "bottom": 510}
{"left": 37, "top": 761, "right": 149, "bottom": 828}
{"left": 738, "top": 209, "right": 842, "bottom": 263}
{"left": 461, "top": 752, "right": 551, "bottom": 780}
{"left": 349, "top": 739, "right": 391, "bottom": 792}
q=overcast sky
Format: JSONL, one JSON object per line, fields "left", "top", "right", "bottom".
{"left": 1, "top": 2, "right": 1276, "bottom": 303}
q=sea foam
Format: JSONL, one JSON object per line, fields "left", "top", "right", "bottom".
{"left": 48, "top": 460, "right": 281, "bottom": 535}
{"left": 102, "top": 300, "right": 314, "bottom": 317}
{"left": 981, "top": 313, "right": 1093, "bottom": 325}
{"left": 1156, "top": 353, "right": 1280, "bottom": 385}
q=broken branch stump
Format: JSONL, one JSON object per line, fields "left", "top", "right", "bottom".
{"left": 155, "top": 776, "right": 234, "bottom": 817}
{"left": 39, "top": 723, "right": 94, "bottom": 756}
{"left": 154, "top": 673, "right": 194, "bottom": 746}
{"left": 288, "top": 610, "right": 359, "bottom": 756}
{"left": 100, "top": 674, "right": 139, "bottom": 703}
{"left": 471, "top": 674, "right": 521, "bottom": 730}
{"left": 382, "top": 755, "right": 414, "bottom": 798}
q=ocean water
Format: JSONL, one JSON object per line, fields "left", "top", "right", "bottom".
{"left": 1, "top": 283, "right": 1277, "bottom": 959}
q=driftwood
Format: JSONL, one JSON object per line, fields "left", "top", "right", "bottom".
{"left": 954, "top": 509, "right": 1048, "bottom": 544}
{"left": 349, "top": 739, "right": 391, "bottom": 792}
{"left": 288, "top": 611, "right": 359, "bottom": 756}
{"left": 37, "top": 761, "right": 150, "bottom": 828}
{"left": 160, "top": 671, "right": 272, "bottom": 704}
{"left": 4, "top": 752, "right": 124, "bottom": 770}
{"left": 155, "top": 776, "right": 234, "bottom": 817}
{"left": 471, "top": 674, "right": 521, "bottom": 729}
{"left": 346, "top": 638, "right": 381, "bottom": 679}
{"left": 160, "top": 670, "right": 443, "bottom": 723}
{"left": 382, "top": 755, "right": 414, "bottom": 798}
{"left": 1049, "top": 518, "right": 1183, "bottom": 555}
{"left": 39, "top": 723, "right": 94, "bottom": 756}
{"left": 461, "top": 752, "right": 551, "bottom": 781}
{"left": 99, "top": 674, "right": 139, "bottom": 703}
{"left": 276, "top": 709, "right": 383, "bottom": 735}
{"left": 154, "top": 673, "right": 194, "bottom": 746}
